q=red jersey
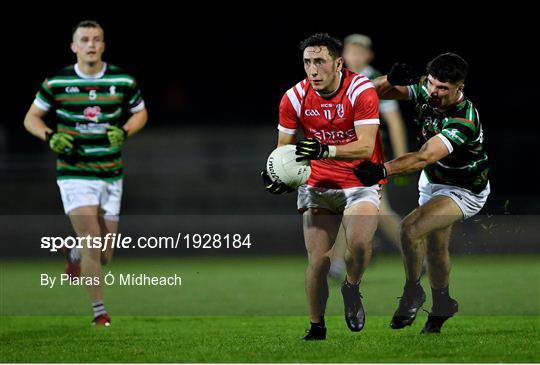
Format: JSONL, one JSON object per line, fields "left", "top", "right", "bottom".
{"left": 278, "top": 68, "right": 386, "bottom": 189}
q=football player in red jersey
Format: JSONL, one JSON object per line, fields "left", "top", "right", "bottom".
{"left": 262, "top": 34, "right": 386, "bottom": 340}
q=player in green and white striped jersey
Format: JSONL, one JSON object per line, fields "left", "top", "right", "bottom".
{"left": 23, "top": 20, "right": 148, "bottom": 326}
{"left": 355, "top": 53, "right": 490, "bottom": 334}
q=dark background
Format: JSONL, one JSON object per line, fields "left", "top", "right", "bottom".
{"left": 2, "top": 6, "right": 538, "bottom": 215}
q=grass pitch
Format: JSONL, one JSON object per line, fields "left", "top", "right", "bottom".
{"left": 1, "top": 255, "right": 539, "bottom": 362}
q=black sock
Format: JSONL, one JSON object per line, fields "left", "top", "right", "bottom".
{"left": 404, "top": 279, "right": 421, "bottom": 293}
{"left": 311, "top": 316, "right": 325, "bottom": 327}
{"left": 432, "top": 286, "right": 450, "bottom": 305}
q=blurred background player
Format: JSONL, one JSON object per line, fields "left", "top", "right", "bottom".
{"left": 262, "top": 33, "right": 386, "bottom": 340}
{"left": 23, "top": 20, "right": 148, "bottom": 326}
{"left": 329, "top": 34, "right": 410, "bottom": 278}
{"left": 356, "top": 53, "right": 490, "bottom": 333}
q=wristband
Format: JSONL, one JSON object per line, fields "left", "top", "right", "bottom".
{"left": 327, "top": 146, "right": 337, "bottom": 159}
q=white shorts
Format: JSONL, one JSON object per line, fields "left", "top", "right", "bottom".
{"left": 418, "top": 171, "right": 490, "bottom": 219}
{"left": 297, "top": 185, "right": 381, "bottom": 213}
{"left": 57, "top": 179, "right": 123, "bottom": 221}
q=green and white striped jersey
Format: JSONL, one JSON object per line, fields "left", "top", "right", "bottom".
{"left": 34, "top": 63, "right": 144, "bottom": 181}
{"left": 407, "top": 78, "right": 489, "bottom": 193}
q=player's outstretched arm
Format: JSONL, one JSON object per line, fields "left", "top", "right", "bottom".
{"left": 385, "top": 135, "right": 450, "bottom": 176}
{"left": 353, "top": 135, "right": 451, "bottom": 186}
{"left": 373, "top": 75, "right": 411, "bottom": 100}
{"left": 374, "top": 63, "right": 421, "bottom": 100}
{"left": 23, "top": 104, "right": 52, "bottom": 141}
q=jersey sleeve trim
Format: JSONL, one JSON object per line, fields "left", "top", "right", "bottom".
{"left": 354, "top": 118, "right": 380, "bottom": 126}
{"left": 129, "top": 100, "right": 145, "bottom": 113}
{"left": 33, "top": 97, "right": 51, "bottom": 112}
{"left": 436, "top": 133, "right": 454, "bottom": 154}
{"left": 379, "top": 99, "right": 399, "bottom": 113}
{"left": 406, "top": 85, "right": 416, "bottom": 100}
{"left": 277, "top": 125, "right": 297, "bottom": 135}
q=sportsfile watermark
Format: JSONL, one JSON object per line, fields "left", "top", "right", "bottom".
{"left": 1, "top": 214, "right": 539, "bottom": 317}
{"left": 41, "top": 233, "right": 253, "bottom": 252}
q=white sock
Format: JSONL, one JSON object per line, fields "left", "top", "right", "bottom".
{"left": 69, "top": 247, "right": 81, "bottom": 262}
{"left": 329, "top": 259, "right": 346, "bottom": 277}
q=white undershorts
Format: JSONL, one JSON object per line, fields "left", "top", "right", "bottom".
{"left": 297, "top": 185, "right": 381, "bottom": 213}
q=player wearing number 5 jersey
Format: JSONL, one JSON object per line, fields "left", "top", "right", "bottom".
{"left": 23, "top": 20, "right": 148, "bottom": 326}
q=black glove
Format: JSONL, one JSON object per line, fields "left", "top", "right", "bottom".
{"left": 261, "top": 169, "right": 295, "bottom": 194}
{"left": 295, "top": 138, "right": 329, "bottom": 161}
{"left": 387, "top": 63, "right": 420, "bottom": 86}
{"left": 354, "top": 161, "right": 387, "bottom": 186}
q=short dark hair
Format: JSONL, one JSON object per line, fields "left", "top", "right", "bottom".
{"left": 426, "top": 52, "right": 468, "bottom": 84}
{"left": 299, "top": 33, "right": 343, "bottom": 59}
{"left": 72, "top": 20, "right": 104, "bottom": 39}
